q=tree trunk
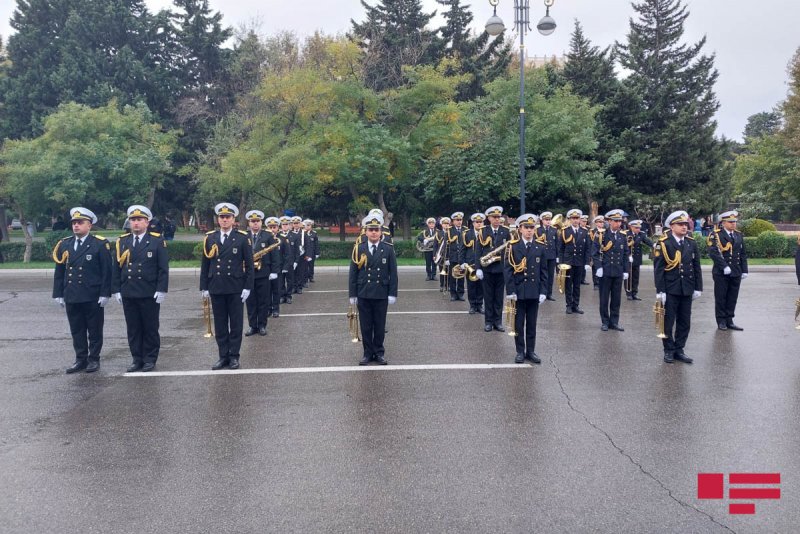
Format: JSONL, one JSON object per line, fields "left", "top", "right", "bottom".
{"left": 18, "top": 207, "right": 32, "bottom": 263}
{"left": 0, "top": 205, "right": 9, "bottom": 243}
{"left": 339, "top": 215, "right": 347, "bottom": 242}
{"left": 146, "top": 186, "right": 156, "bottom": 209}
{"left": 401, "top": 211, "right": 411, "bottom": 240}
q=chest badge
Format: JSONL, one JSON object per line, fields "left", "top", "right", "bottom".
{"left": 86, "top": 254, "right": 92, "bottom": 261}
{"left": 382, "top": 258, "right": 387, "bottom": 264}
{"left": 147, "top": 251, "right": 153, "bottom": 258}
{"left": 232, "top": 247, "right": 238, "bottom": 254}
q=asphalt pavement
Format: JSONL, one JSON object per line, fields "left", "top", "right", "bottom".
{"left": 0, "top": 268, "right": 798, "bottom": 533}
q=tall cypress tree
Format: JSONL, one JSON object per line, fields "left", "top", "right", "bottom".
{"left": 351, "top": 0, "right": 440, "bottom": 92}
{"left": 614, "top": 0, "right": 726, "bottom": 212}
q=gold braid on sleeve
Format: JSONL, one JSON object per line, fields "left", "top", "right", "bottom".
{"left": 52, "top": 240, "right": 69, "bottom": 264}
{"left": 506, "top": 242, "right": 526, "bottom": 274}
{"left": 351, "top": 243, "right": 367, "bottom": 269}
{"left": 115, "top": 239, "right": 131, "bottom": 267}
{"left": 203, "top": 235, "right": 219, "bottom": 259}
{"left": 660, "top": 241, "right": 681, "bottom": 271}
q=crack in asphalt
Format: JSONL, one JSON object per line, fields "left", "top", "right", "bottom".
{"left": 0, "top": 292, "right": 19, "bottom": 305}
{"left": 545, "top": 343, "right": 735, "bottom": 533}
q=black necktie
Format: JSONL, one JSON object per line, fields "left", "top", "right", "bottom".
{"left": 525, "top": 241, "right": 531, "bottom": 251}
{"left": 75, "top": 238, "right": 82, "bottom": 251}
{"left": 134, "top": 235, "right": 140, "bottom": 248}
{"left": 371, "top": 245, "right": 376, "bottom": 255}
{"left": 221, "top": 233, "right": 227, "bottom": 245}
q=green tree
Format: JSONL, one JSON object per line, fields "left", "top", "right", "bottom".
{"left": 733, "top": 134, "right": 800, "bottom": 220}
{"left": 781, "top": 47, "right": 800, "bottom": 156}
{"left": 743, "top": 110, "right": 782, "bottom": 140}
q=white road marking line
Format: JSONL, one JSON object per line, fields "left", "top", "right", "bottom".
{"left": 277, "top": 311, "right": 469, "bottom": 317}
{"left": 125, "top": 363, "right": 530, "bottom": 377}
{"left": 305, "top": 289, "right": 440, "bottom": 293}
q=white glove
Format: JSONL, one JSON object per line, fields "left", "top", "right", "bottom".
{"left": 623, "top": 273, "right": 629, "bottom": 281}
{"left": 201, "top": 290, "right": 210, "bottom": 299}
{"left": 306, "top": 256, "right": 312, "bottom": 262}
{"left": 282, "top": 269, "right": 288, "bottom": 274}
{"left": 315, "top": 255, "right": 319, "bottom": 259}
{"left": 460, "top": 263, "right": 468, "bottom": 270}
{"left": 476, "top": 269, "right": 484, "bottom": 280}
{"left": 269, "top": 273, "right": 278, "bottom": 280}
{"left": 241, "top": 289, "right": 251, "bottom": 303}
{"left": 388, "top": 296, "right": 396, "bottom": 305}
{"left": 98, "top": 296, "right": 109, "bottom": 308}
{"left": 444, "top": 260, "right": 450, "bottom": 266}
{"left": 585, "top": 265, "right": 591, "bottom": 271}
{"left": 692, "top": 290, "right": 702, "bottom": 300}
{"left": 628, "top": 255, "right": 633, "bottom": 263}
{"left": 556, "top": 257, "right": 560, "bottom": 263}
{"left": 154, "top": 291, "right": 166, "bottom": 304}
{"left": 741, "top": 273, "right": 748, "bottom": 280}
{"left": 54, "top": 297, "right": 65, "bottom": 307}
{"left": 538, "top": 294, "right": 546, "bottom": 304}
{"left": 293, "top": 262, "right": 298, "bottom": 269}
{"left": 113, "top": 292, "right": 122, "bottom": 304}
{"left": 723, "top": 266, "right": 731, "bottom": 275}
{"left": 506, "top": 293, "right": 517, "bottom": 301}
{"left": 596, "top": 268, "right": 603, "bottom": 278}
{"left": 657, "top": 292, "right": 666, "bottom": 305}
{"left": 349, "top": 297, "right": 357, "bottom": 305}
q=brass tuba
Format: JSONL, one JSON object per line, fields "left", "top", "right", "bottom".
{"left": 653, "top": 298, "right": 667, "bottom": 339}
{"left": 556, "top": 263, "right": 572, "bottom": 294}
{"left": 416, "top": 232, "right": 436, "bottom": 252}
{"left": 551, "top": 213, "right": 565, "bottom": 230}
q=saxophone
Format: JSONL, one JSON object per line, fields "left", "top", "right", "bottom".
{"left": 253, "top": 240, "right": 281, "bottom": 271}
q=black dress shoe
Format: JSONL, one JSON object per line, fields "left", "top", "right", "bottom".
{"left": 285, "top": 297, "right": 292, "bottom": 304}
{"left": 296, "top": 288, "right": 303, "bottom": 294}
{"left": 601, "top": 324, "right": 609, "bottom": 331}
{"left": 581, "top": 281, "right": 590, "bottom": 285}
{"left": 259, "top": 327, "right": 267, "bottom": 336}
{"left": 484, "top": 324, "right": 493, "bottom": 332}
{"left": 468, "top": 307, "right": 477, "bottom": 314}
{"left": 526, "top": 352, "right": 541, "bottom": 364}
{"left": 141, "top": 362, "right": 156, "bottom": 372}
{"left": 359, "top": 355, "right": 371, "bottom": 366}
{"left": 456, "top": 295, "right": 466, "bottom": 301}
{"left": 632, "top": 295, "right": 642, "bottom": 301}
{"left": 493, "top": 324, "right": 505, "bottom": 332}
{"left": 477, "top": 306, "right": 485, "bottom": 314}
{"left": 663, "top": 352, "right": 675, "bottom": 363}
{"left": 572, "top": 308, "right": 584, "bottom": 314}
{"left": 626, "top": 295, "right": 633, "bottom": 300}
{"left": 280, "top": 297, "right": 287, "bottom": 304}
{"left": 85, "top": 361, "right": 100, "bottom": 373}
{"left": 514, "top": 352, "right": 525, "bottom": 363}
{"left": 228, "top": 358, "right": 240, "bottom": 370}
{"left": 127, "top": 362, "right": 144, "bottom": 373}
{"left": 66, "top": 361, "right": 87, "bottom": 374}
{"left": 374, "top": 355, "right": 388, "bottom": 365}
{"left": 609, "top": 324, "right": 625, "bottom": 332}
{"left": 726, "top": 322, "right": 743, "bottom": 331}
{"left": 565, "top": 308, "right": 573, "bottom": 314}
{"left": 212, "top": 358, "right": 228, "bottom": 370}
{"left": 272, "top": 311, "right": 279, "bottom": 318}
{"left": 593, "top": 286, "right": 599, "bottom": 290}
{"left": 450, "top": 295, "right": 458, "bottom": 301}
{"left": 546, "top": 296, "right": 556, "bottom": 301}
{"left": 674, "top": 352, "right": 693, "bottom": 364}
{"left": 717, "top": 322, "right": 728, "bottom": 331}
{"left": 309, "top": 279, "right": 315, "bottom": 283}
{"left": 245, "top": 327, "right": 257, "bottom": 337}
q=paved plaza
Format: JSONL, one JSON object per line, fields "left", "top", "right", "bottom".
{"left": 0, "top": 268, "right": 798, "bottom": 533}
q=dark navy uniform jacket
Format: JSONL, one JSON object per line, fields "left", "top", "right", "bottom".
{"left": 592, "top": 230, "right": 630, "bottom": 277}
{"left": 629, "top": 231, "right": 654, "bottom": 266}
{"left": 52, "top": 234, "right": 113, "bottom": 303}
{"left": 278, "top": 231, "right": 296, "bottom": 269}
{"left": 537, "top": 225, "right": 558, "bottom": 260}
{"left": 249, "top": 230, "right": 281, "bottom": 280}
{"left": 707, "top": 228, "right": 748, "bottom": 277}
{"left": 112, "top": 232, "right": 169, "bottom": 297}
{"left": 474, "top": 225, "right": 511, "bottom": 274}
{"left": 200, "top": 230, "right": 254, "bottom": 294}
{"left": 438, "top": 227, "right": 461, "bottom": 263}
{"left": 653, "top": 234, "right": 703, "bottom": 296}
{"left": 305, "top": 230, "right": 320, "bottom": 259}
{"left": 504, "top": 239, "right": 548, "bottom": 300}
{"left": 460, "top": 228, "right": 480, "bottom": 265}
{"left": 349, "top": 241, "right": 398, "bottom": 300}
{"left": 557, "top": 226, "right": 591, "bottom": 266}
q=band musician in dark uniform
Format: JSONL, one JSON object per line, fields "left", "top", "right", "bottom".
{"left": 448, "top": 212, "right": 466, "bottom": 301}
{"left": 557, "top": 208, "right": 591, "bottom": 315}
{"left": 200, "top": 203, "right": 254, "bottom": 370}
{"left": 505, "top": 214, "right": 548, "bottom": 364}
{"left": 474, "top": 206, "right": 511, "bottom": 332}
{"left": 459, "top": 213, "right": 486, "bottom": 314}
{"left": 112, "top": 205, "right": 169, "bottom": 372}
{"left": 303, "top": 219, "right": 320, "bottom": 284}
{"left": 349, "top": 214, "right": 398, "bottom": 365}
{"left": 278, "top": 216, "right": 296, "bottom": 304}
{"left": 52, "top": 207, "right": 113, "bottom": 374}
{"left": 707, "top": 210, "right": 748, "bottom": 331}
{"left": 244, "top": 210, "right": 280, "bottom": 337}
{"left": 537, "top": 211, "right": 558, "bottom": 301}
{"left": 417, "top": 217, "right": 439, "bottom": 281}
{"left": 267, "top": 217, "right": 291, "bottom": 318}
{"left": 654, "top": 210, "right": 702, "bottom": 364}
{"left": 625, "top": 219, "right": 654, "bottom": 301}
{"left": 593, "top": 209, "right": 630, "bottom": 331}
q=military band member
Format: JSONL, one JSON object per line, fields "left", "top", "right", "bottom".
{"left": 537, "top": 212, "right": 558, "bottom": 301}
{"left": 358, "top": 208, "right": 394, "bottom": 245}
{"left": 625, "top": 219, "right": 654, "bottom": 301}
{"left": 505, "top": 214, "right": 548, "bottom": 364}
{"left": 474, "top": 206, "right": 511, "bottom": 332}
{"left": 267, "top": 217, "right": 291, "bottom": 317}
{"left": 200, "top": 203, "right": 254, "bottom": 370}
{"left": 417, "top": 217, "right": 439, "bottom": 280}
{"left": 435, "top": 216, "right": 452, "bottom": 292}
{"left": 349, "top": 214, "right": 398, "bottom": 365}
{"left": 654, "top": 211, "right": 702, "bottom": 364}
{"left": 112, "top": 205, "right": 169, "bottom": 372}
{"left": 303, "top": 219, "right": 320, "bottom": 284}
{"left": 448, "top": 212, "right": 466, "bottom": 301}
{"left": 278, "top": 216, "right": 296, "bottom": 304}
{"left": 707, "top": 211, "right": 748, "bottom": 331}
{"left": 290, "top": 216, "right": 307, "bottom": 294}
{"left": 459, "top": 213, "right": 486, "bottom": 314}
{"left": 557, "top": 209, "right": 591, "bottom": 314}
{"left": 593, "top": 209, "right": 630, "bottom": 331}
{"left": 244, "top": 210, "right": 280, "bottom": 337}
{"left": 589, "top": 215, "right": 606, "bottom": 289}
{"left": 579, "top": 214, "right": 590, "bottom": 285}
{"left": 52, "top": 207, "right": 113, "bottom": 374}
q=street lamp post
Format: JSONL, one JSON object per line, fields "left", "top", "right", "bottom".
{"left": 486, "top": 0, "right": 556, "bottom": 215}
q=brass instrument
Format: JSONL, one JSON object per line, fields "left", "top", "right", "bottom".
{"left": 253, "top": 240, "right": 281, "bottom": 270}
{"left": 202, "top": 296, "right": 214, "bottom": 338}
{"left": 416, "top": 232, "right": 436, "bottom": 252}
{"left": 624, "top": 236, "right": 634, "bottom": 293}
{"left": 653, "top": 298, "right": 667, "bottom": 339}
{"left": 509, "top": 224, "right": 519, "bottom": 241}
{"left": 451, "top": 263, "right": 479, "bottom": 282}
{"left": 347, "top": 303, "right": 361, "bottom": 342}
{"left": 503, "top": 297, "right": 518, "bottom": 337}
{"left": 480, "top": 242, "right": 509, "bottom": 267}
{"left": 795, "top": 297, "right": 800, "bottom": 330}
{"left": 433, "top": 234, "right": 447, "bottom": 265}
{"left": 551, "top": 213, "right": 566, "bottom": 230}
{"left": 556, "top": 263, "right": 572, "bottom": 294}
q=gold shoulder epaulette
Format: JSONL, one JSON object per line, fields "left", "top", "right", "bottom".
{"left": 658, "top": 234, "right": 669, "bottom": 242}
{"left": 238, "top": 230, "right": 248, "bottom": 235}
{"left": 149, "top": 232, "right": 161, "bottom": 237}
{"left": 119, "top": 232, "right": 131, "bottom": 238}
{"left": 509, "top": 237, "right": 520, "bottom": 244}
{"left": 206, "top": 230, "right": 215, "bottom": 235}
{"left": 686, "top": 235, "right": 695, "bottom": 241}
{"left": 94, "top": 234, "right": 107, "bottom": 240}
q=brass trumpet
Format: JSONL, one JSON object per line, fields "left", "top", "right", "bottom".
{"left": 556, "top": 263, "right": 572, "bottom": 294}
{"left": 202, "top": 295, "right": 214, "bottom": 338}
{"left": 451, "top": 263, "right": 479, "bottom": 282}
{"left": 503, "top": 297, "right": 518, "bottom": 337}
{"left": 347, "top": 303, "right": 361, "bottom": 342}
{"left": 653, "top": 298, "right": 667, "bottom": 339}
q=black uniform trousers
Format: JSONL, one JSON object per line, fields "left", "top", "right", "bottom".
{"left": 564, "top": 267, "right": 582, "bottom": 310}
{"left": 544, "top": 259, "right": 557, "bottom": 297}
{"left": 483, "top": 271, "right": 505, "bottom": 326}
{"left": 663, "top": 293, "right": 692, "bottom": 354}
{"left": 211, "top": 293, "right": 244, "bottom": 360}
{"left": 307, "top": 258, "right": 316, "bottom": 281}
{"left": 293, "top": 260, "right": 307, "bottom": 292}
{"left": 281, "top": 270, "right": 294, "bottom": 300}
{"left": 122, "top": 297, "right": 161, "bottom": 365}
{"left": 514, "top": 299, "right": 540, "bottom": 355}
{"left": 358, "top": 297, "right": 388, "bottom": 359}
{"left": 468, "top": 278, "right": 484, "bottom": 308}
{"left": 449, "top": 274, "right": 464, "bottom": 298}
{"left": 626, "top": 265, "right": 642, "bottom": 296}
{"left": 65, "top": 302, "right": 104, "bottom": 363}
{"left": 712, "top": 273, "right": 742, "bottom": 323}
{"left": 270, "top": 277, "right": 281, "bottom": 314}
{"left": 424, "top": 251, "right": 435, "bottom": 279}
{"left": 599, "top": 275, "right": 623, "bottom": 326}
{"left": 592, "top": 265, "right": 600, "bottom": 288}
{"left": 246, "top": 277, "right": 271, "bottom": 329}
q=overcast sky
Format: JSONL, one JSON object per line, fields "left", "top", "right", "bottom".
{"left": 2, "top": 0, "right": 798, "bottom": 141}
